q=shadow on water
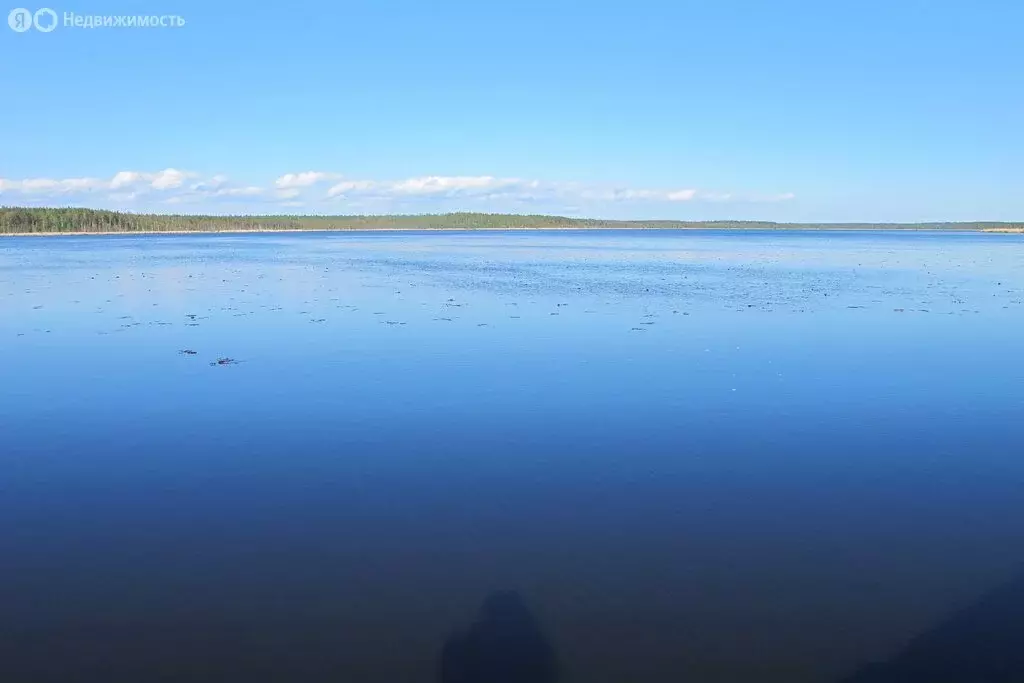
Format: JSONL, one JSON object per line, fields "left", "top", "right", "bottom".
{"left": 439, "top": 590, "right": 559, "bottom": 683}
{"left": 838, "top": 568, "right": 1024, "bottom": 683}
{"left": 439, "top": 575, "right": 1024, "bottom": 683}
{"left": 4, "top": 578, "right": 1024, "bottom": 682}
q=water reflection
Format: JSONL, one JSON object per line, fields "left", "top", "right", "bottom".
{"left": 439, "top": 591, "right": 559, "bottom": 683}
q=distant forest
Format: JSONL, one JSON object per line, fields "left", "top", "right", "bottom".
{"left": 2, "top": 207, "right": 1023, "bottom": 234}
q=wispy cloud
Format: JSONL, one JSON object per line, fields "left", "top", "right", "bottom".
{"left": 0, "top": 169, "right": 795, "bottom": 213}
{"left": 0, "top": 169, "right": 258, "bottom": 206}
{"left": 150, "top": 168, "right": 192, "bottom": 190}
{"left": 326, "top": 179, "right": 377, "bottom": 198}
{"left": 274, "top": 171, "right": 340, "bottom": 189}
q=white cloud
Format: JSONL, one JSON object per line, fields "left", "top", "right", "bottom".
{"left": 274, "top": 171, "right": 338, "bottom": 189}
{"left": 215, "top": 186, "right": 264, "bottom": 197}
{"left": 190, "top": 174, "right": 230, "bottom": 192}
{"left": 0, "top": 177, "right": 107, "bottom": 194}
{"left": 326, "top": 180, "right": 377, "bottom": 198}
{"left": 390, "top": 176, "right": 513, "bottom": 195}
{"left": 666, "top": 189, "right": 697, "bottom": 202}
{"left": 0, "top": 168, "right": 795, "bottom": 212}
{"left": 0, "top": 170, "right": 273, "bottom": 206}
{"left": 110, "top": 171, "right": 143, "bottom": 189}
{"left": 607, "top": 189, "right": 661, "bottom": 201}
{"left": 149, "top": 168, "right": 192, "bottom": 190}
{"left": 19, "top": 179, "right": 61, "bottom": 192}
{"left": 63, "top": 178, "right": 106, "bottom": 192}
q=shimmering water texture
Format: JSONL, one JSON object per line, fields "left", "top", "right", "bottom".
{"left": 2, "top": 230, "right": 1023, "bottom": 682}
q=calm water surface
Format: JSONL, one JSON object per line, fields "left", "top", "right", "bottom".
{"left": 2, "top": 230, "right": 1023, "bottom": 682}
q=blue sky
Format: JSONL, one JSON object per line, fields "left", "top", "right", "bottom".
{"left": 1, "top": 0, "right": 1022, "bottom": 220}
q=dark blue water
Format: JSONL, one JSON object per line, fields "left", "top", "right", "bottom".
{"left": 2, "top": 230, "right": 1023, "bottom": 682}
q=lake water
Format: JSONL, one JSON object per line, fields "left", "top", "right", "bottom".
{"left": 2, "top": 230, "right": 1023, "bottom": 683}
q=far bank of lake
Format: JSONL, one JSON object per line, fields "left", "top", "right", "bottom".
{"left": 2, "top": 207, "right": 1023, "bottom": 235}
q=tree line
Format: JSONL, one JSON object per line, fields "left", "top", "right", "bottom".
{"left": 2, "top": 207, "right": 1022, "bottom": 234}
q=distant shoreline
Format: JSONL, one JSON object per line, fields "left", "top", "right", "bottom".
{"left": 3, "top": 227, "right": 1023, "bottom": 237}
{"left": 2, "top": 208, "right": 1022, "bottom": 236}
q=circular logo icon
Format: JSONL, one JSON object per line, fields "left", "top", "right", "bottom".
{"left": 33, "top": 7, "right": 57, "bottom": 32}
{"left": 8, "top": 7, "right": 32, "bottom": 31}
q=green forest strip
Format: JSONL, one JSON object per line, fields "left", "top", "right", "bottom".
{"left": 2, "top": 207, "right": 1023, "bottom": 234}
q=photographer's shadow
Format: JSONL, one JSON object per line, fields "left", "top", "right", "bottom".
{"left": 438, "top": 590, "right": 560, "bottom": 683}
